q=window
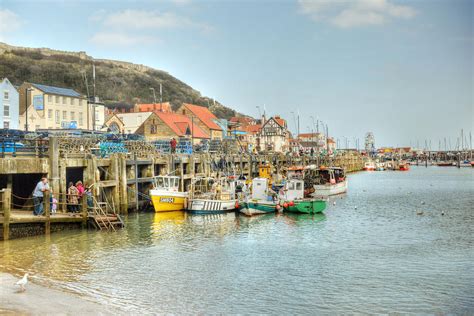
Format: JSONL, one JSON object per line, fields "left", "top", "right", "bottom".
{"left": 3, "top": 121, "right": 9, "bottom": 129}
{"left": 55, "top": 110, "right": 60, "bottom": 124}
{"left": 70, "top": 98, "right": 73, "bottom": 105}
{"left": 64, "top": 97, "right": 69, "bottom": 105}
{"left": 70, "top": 111, "right": 75, "bottom": 121}
{"left": 48, "top": 95, "right": 52, "bottom": 103}
{"left": 4, "top": 91, "right": 9, "bottom": 100}
{"left": 63, "top": 111, "right": 67, "bottom": 120}
{"left": 150, "top": 125, "right": 157, "bottom": 134}
{"left": 78, "top": 112, "right": 83, "bottom": 126}
{"left": 4, "top": 105, "right": 9, "bottom": 117}
{"left": 48, "top": 109, "right": 53, "bottom": 119}
{"left": 59, "top": 96, "right": 63, "bottom": 104}
{"left": 55, "top": 96, "right": 59, "bottom": 103}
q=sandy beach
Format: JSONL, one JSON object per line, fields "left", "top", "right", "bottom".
{"left": 0, "top": 273, "right": 121, "bottom": 315}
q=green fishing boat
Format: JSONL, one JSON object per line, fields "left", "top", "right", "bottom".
{"left": 279, "top": 179, "right": 327, "bottom": 214}
{"left": 283, "top": 199, "right": 326, "bottom": 214}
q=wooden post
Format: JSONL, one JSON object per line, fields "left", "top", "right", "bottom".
{"left": 82, "top": 193, "right": 88, "bottom": 228}
{"left": 44, "top": 190, "right": 51, "bottom": 235}
{"left": 3, "top": 189, "right": 11, "bottom": 240}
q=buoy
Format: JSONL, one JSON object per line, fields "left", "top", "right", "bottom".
{"left": 354, "top": 206, "right": 358, "bottom": 210}
{"left": 283, "top": 203, "right": 289, "bottom": 208}
{"left": 276, "top": 204, "right": 281, "bottom": 211}
{"left": 441, "top": 211, "right": 445, "bottom": 216}
{"left": 289, "top": 201, "right": 295, "bottom": 206}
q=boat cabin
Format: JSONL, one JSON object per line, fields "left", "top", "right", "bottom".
{"left": 154, "top": 176, "right": 180, "bottom": 192}
{"left": 251, "top": 178, "right": 272, "bottom": 200}
{"left": 279, "top": 179, "right": 304, "bottom": 201}
{"left": 287, "top": 166, "right": 305, "bottom": 180}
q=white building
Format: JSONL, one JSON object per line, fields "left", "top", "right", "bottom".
{"left": 0, "top": 78, "right": 19, "bottom": 129}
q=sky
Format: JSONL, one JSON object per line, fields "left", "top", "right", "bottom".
{"left": 0, "top": 0, "right": 472, "bottom": 148}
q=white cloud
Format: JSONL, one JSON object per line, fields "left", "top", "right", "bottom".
{"left": 90, "top": 32, "right": 159, "bottom": 47}
{"left": 101, "top": 9, "right": 212, "bottom": 32}
{"left": 298, "top": 0, "right": 417, "bottom": 28}
{"left": 0, "top": 9, "right": 22, "bottom": 41}
{"left": 89, "top": 9, "right": 212, "bottom": 47}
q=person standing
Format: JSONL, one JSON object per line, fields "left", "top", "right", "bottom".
{"left": 67, "top": 182, "right": 79, "bottom": 213}
{"left": 32, "top": 177, "right": 49, "bottom": 216}
{"left": 170, "top": 138, "right": 177, "bottom": 154}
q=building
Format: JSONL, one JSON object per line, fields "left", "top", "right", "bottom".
{"left": 177, "top": 103, "right": 223, "bottom": 139}
{"left": 259, "top": 115, "right": 289, "bottom": 152}
{"left": 18, "top": 83, "right": 88, "bottom": 131}
{"left": 0, "top": 78, "right": 19, "bottom": 129}
{"left": 135, "top": 102, "right": 172, "bottom": 113}
{"left": 154, "top": 112, "right": 209, "bottom": 143}
{"left": 104, "top": 112, "right": 209, "bottom": 143}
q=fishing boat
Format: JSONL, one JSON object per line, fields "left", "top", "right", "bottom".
{"left": 363, "top": 160, "right": 376, "bottom": 171}
{"left": 460, "top": 160, "right": 472, "bottom": 167}
{"left": 375, "top": 162, "right": 385, "bottom": 171}
{"left": 240, "top": 178, "right": 280, "bottom": 216}
{"left": 280, "top": 179, "right": 326, "bottom": 214}
{"left": 398, "top": 161, "right": 410, "bottom": 171}
{"left": 311, "top": 166, "right": 348, "bottom": 196}
{"left": 150, "top": 176, "right": 188, "bottom": 212}
{"left": 186, "top": 177, "right": 238, "bottom": 214}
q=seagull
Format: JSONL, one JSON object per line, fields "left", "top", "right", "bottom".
{"left": 333, "top": 201, "right": 336, "bottom": 206}
{"left": 354, "top": 206, "right": 358, "bottom": 210}
{"left": 421, "top": 201, "right": 425, "bottom": 205}
{"left": 416, "top": 210, "right": 423, "bottom": 215}
{"left": 15, "top": 273, "right": 28, "bottom": 292}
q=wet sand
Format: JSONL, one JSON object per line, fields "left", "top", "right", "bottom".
{"left": 0, "top": 273, "right": 121, "bottom": 315}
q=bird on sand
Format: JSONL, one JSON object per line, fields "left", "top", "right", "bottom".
{"left": 15, "top": 273, "right": 28, "bottom": 292}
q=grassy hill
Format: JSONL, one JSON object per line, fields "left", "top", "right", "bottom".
{"left": 0, "top": 43, "right": 237, "bottom": 119}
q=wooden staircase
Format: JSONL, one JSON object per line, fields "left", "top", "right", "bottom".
{"left": 88, "top": 199, "right": 124, "bottom": 231}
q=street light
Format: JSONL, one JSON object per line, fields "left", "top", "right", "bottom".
{"left": 24, "top": 87, "right": 33, "bottom": 132}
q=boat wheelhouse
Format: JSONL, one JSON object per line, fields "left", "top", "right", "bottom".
{"left": 240, "top": 178, "right": 279, "bottom": 216}
{"left": 279, "top": 179, "right": 326, "bottom": 214}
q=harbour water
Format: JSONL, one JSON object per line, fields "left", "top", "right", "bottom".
{"left": 1, "top": 167, "right": 473, "bottom": 314}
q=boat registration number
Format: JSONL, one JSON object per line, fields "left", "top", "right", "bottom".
{"left": 160, "top": 197, "right": 174, "bottom": 203}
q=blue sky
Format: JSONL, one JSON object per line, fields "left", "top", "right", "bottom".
{"left": 0, "top": 0, "right": 472, "bottom": 148}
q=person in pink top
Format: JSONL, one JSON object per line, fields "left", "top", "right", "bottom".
{"left": 76, "top": 181, "right": 85, "bottom": 198}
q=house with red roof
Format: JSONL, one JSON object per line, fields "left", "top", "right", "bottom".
{"left": 177, "top": 103, "right": 223, "bottom": 139}
{"left": 104, "top": 111, "right": 209, "bottom": 142}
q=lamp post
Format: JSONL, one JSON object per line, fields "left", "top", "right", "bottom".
{"left": 24, "top": 87, "right": 33, "bottom": 132}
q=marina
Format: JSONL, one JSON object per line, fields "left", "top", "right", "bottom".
{"left": 1, "top": 166, "right": 472, "bottom": 314}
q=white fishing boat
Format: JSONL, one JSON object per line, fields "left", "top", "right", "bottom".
{"left": 311, "top": 167, "right": 348, "bottom": 196}
{"left": 186, "top": 177, "right": 238, "bottom": 214}
{"left": 150, "top": 176, "right": 188, "bottom": 212}
{"left": 363, "top": 160, "right": 376, "bottom": 171}
{"left": 375, "top": 161, "right": 385, "bottom": 171}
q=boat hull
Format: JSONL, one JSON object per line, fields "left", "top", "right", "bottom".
{"left": 284, "top": 199, "right": 326, "bottom": 214}
{"left": 186, "top": 199, "right": 237, "bottom": 214}
{"left": 150, "top": 190, "right": 187, "bottom": 212}
{"left": 313, "top": 181, "right": 347, "bottom": 196}
{"left": 240, "top": 201, "right": 277, "bottom": 216}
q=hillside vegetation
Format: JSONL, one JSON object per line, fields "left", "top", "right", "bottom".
{"left": 0, "top": 43, "right": 237, "bottom": 119}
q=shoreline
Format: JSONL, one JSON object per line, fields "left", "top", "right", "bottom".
{"left": 0, "top": 273, "right": 122, "bottom": 315}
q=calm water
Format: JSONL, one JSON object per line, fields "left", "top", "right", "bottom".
{"left": 1, "top": 167, "right": 473, "bottom": 314}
